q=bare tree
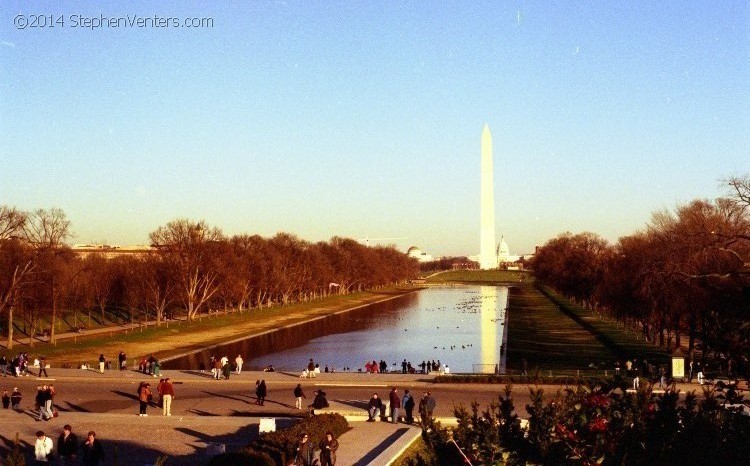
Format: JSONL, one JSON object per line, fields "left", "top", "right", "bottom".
{"left": 149, "top": 219, "right": 224, "bottom": 321}
{"left": 0, "top": 206, "right": 26, "bottom": 241}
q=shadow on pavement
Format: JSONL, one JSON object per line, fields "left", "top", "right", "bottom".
{"left": 352, "top": 427, "right": 410, "bottom": 466}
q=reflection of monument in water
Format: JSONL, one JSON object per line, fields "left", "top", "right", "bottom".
{"left": 479, "top": 285, "right": 509, "bottom": 373}
{"left": 479, "top": 286, "right": 498, "bottom": 369}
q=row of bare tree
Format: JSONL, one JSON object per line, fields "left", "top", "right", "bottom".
{"left": 0, "top": 213, "right": 418, "bottom": 349}
{"left": 532, "top": 176, "right": 750, "bottom": 373}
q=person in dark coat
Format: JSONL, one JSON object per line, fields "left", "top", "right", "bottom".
{"left": 294, "top": 383, "right": 306, "bottom": 410}
{"left": 255, "top": 379, "right": 267, "bottom": 405}
{"left": 10, "top": 387, "right": 22, "bottom": 409}
{"left": 294, "top": 432, "right": 315, "bottom": 466}
{"left": 367, "top": 393, "right": 383, "bottom": 421}
{"left": 80, "top": 431, "right": 105, "bottom": 466}
{"left": 319, "top": 430, "right": 339, "bottom": 466}
{"left": 402, "top": 389, "right": 415, "bottom": 424}
{"left": 57, "top": 424, "right": 78, "bottom": 465}
{"left": 311, "top": 389, "right": 329, "bottom": 410}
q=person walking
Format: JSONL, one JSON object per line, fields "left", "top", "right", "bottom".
{"left": 38, "top": 356, "right": 48, "bottom": 378}
{"left": 319, "top": 430, "right": 339, "bottom": 466}
{"left": 255, "top": 379, "right": 267, "bottom": 406}
{"left": 57, "top": 424, "right": 78, "bottom": 466}
{"left": 2, "top": 388, "right": 9, "bottom": 408}
{"left": 367, "top": 393, "right": 383, "bottom": 421}
{"left": 0, "top": 354, "right": 8, "bottom": 376}
{"left": 389, "top": 387, "right": 401, "bottom": 423}
{"left": 98, "top": 354, "right": 106, "bottom": 374}
{"left": 161, "top": 377, "right": 175, "bottom": 416}
{"left": 34, "top": 430, "right": 53, "bottom": 465}
{"left": 294, "top": 432, "right": 315, "bottom": 466}
{"left": 36, "top": 384, "right": 52, "bottom": 421}
{"left": 402, "top": 389, "right": 415, "bottom": 424}
{"left": 235, "top": 354, "right": 244, "bottom": 375}
{"left": 294, "top": 383, "right": 306, "bottom": 410}
{"left": 80, "top": 431, "right": 105, "bottom": 466}
{"left": 137, "top": 382, "right": 151, "bottom": 416}
{"left": 213, "top": 357, "right": 222, "bottom": 380}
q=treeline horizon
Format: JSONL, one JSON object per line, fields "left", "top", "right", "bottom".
{"left": 0, "top": 211, "right": 418, "bottom": 349}
{"left": 531, "top": 175, "right": 749, "bottom": 377}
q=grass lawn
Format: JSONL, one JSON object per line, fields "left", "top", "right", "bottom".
{"left": 390, "top": 435, "right": 435, "bottom": 466}
{"left": 506, "top": 284, "right": 668, "bottom": 372}
{"left": 0, "top": 286, "right": 420, "bottom": 366}
{"left": 425, "top": 269, "right": 531, "bottom": 284}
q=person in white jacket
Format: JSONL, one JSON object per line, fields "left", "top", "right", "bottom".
{"left": 34, "top": 430, "right": 53, "bottom": 464}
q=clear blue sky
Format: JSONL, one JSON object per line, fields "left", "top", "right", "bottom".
{"left": 1, "top": 1, "right": 748, "bottom": 256}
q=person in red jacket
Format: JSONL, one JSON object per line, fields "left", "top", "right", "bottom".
{"left": 389, "top": 387, "right": 401, "bottom": 423}
{"left": 161, "top": 378, "right": 175, "bottom": 416}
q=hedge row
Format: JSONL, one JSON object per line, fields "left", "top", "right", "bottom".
{"left": 210, "top": 413, "right": 350, "bottom": 466}
{"left": 434, "top": 374, "right": 612, "bottom": 385}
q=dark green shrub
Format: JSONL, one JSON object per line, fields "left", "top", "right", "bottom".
{"left": 418, "top": 380, "right": 750, "bottom": 465}
{"left": 247, "top": 413, "right": 349, "bottom": 466}
{"left": 208, "top": 449, "right": 275, "bottom": 466}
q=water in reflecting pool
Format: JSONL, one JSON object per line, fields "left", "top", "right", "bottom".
{"left": 163, "top": 285, "right": 508, "bottom": 373}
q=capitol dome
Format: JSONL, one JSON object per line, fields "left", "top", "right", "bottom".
{"left": 407, "top": 246, "right": 433, "bottom": 262}
{"left": 497, "top": 237, "right": 510, "bottom": 263}
{"left": 407, "top": 246, "right": 422, "bottom": 255}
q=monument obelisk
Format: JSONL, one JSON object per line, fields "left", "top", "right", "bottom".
{"left": 479, "top": 124, "right": 497, "bottom": 270}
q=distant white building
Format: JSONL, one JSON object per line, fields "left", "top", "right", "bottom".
{"left": 496, "top": 236, "right": 510, "bottom": 264}
{"left": 407, "top": 246, "right": 434, "bottom": 263}
{"left": 71, "top": 244, "right": 153, "bottom": 259}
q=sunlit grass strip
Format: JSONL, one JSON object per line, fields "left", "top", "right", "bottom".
{"left": 506, "top": 284, "right": 668, "bottom": 371}
{"left": 425, "top": 269, "right": 531, "bottom": 284}
{"left": 9, "top": 285, "right": 419, "bottom": 365}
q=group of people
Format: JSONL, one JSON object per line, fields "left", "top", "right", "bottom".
{"left": 35, "top": 384, "right": 57, "bottom": 421}
{"left": 362, "top": 359, "right": 446, "bottom": 374}
{"left": 294, "top": 430, "right": 339, "bottom": 466}
{"left": 300, "top": 359, "right": 322, "bottom": 378}
{"left": 2, "top": 385, "right": 56, "bottom": 420}
{"left": 615, "top": 358, "right": 679, "bottom": 390}
{"left": 33, "top": 425, "right": 105, "bottom": 466}
{"left": 137, "top": 354, "right": 161, "bottom": 376}
{"left": 367, "top": 388, "right": 436, "bottom": 426}
{"left": 136, "top": 377, "right": 176, "bottom": 416}
{"left": 0, "top": 352, "right": 34, "bottom": 377}
{"left": 292, "top": 383, "right": 329, "bottom": 413}
{"left": 206, "top": 354, "right": 244, "bottom": 380}
{"left": 94, "top": 351, "right": 161, "bottom": 375}
{"left": 2, "top": 386, "right": 23, "bottom": 409}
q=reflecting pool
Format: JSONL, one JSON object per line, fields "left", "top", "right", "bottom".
{"left": 163, "top": 285, "right": 508, "bottom": 373}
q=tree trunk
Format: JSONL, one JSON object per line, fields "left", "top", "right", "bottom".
{"left": 7, "top": 299, "right": 14, "bottom": 350}
{"left": 50, "top": 285, "right": 57, "bottom": 344}
{"left": 688, "top": 310, "right": 697, "bottom": 358}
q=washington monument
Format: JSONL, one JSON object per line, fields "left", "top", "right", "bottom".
{"left": 479, "top": 124, "right": 497, "bottom": 269}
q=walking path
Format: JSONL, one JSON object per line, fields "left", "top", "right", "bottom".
{"left": 0, "top": 369, "right": 435, "bottom": 466}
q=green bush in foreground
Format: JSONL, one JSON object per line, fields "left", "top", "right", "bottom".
{"left": 407, "top": 381, "right": 750, "bottom": 466}
{"left": 208, "top": 450, "right": 275, "bottom": 466}
{"left": 225, "top": 413, "right": 349, "bottom": 466}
